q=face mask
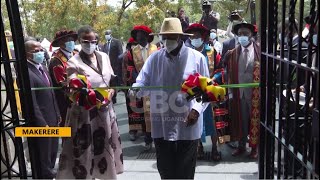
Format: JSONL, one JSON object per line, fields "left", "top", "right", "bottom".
{"left": 105, "top": 35, "right": 111, "bottom": 40}
{"left": 32, "top": 52, "right": 45, "bottom": 64}
{"left": 312, "top": 35, "right": 317, "bottom": 46}
{"left": 238, "top": 36, "right": 250, "bottom": 47}
{"left": 191, "top": 38, "right": 203, "bottom": 48}
{"left": 163, "top": 39, "right": 179, "bottom": 53}
{"left": 65, "top": 41, "right": 75, "bottom": 52}
{"left": 81, "top": 43, "right": 96, "bottom": 54}
{"left": 210, "top": 32, "right": 216, "bottom": 40}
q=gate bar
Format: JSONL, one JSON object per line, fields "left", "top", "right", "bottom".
{"left": 5, "top": 0, "right": 41, "bottom": 178}
{"left": 0, "top": 13, "right": 26, "bottom": 179}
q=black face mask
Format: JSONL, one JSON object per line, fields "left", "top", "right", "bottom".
{"left": 137, "top": 36, "right": 148, "bottom": 47}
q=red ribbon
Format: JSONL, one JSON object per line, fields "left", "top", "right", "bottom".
{"left": 214, "top": 108, "right": 228, "bottom": 116}
{"left": 215, "top": 121, "right": 229, "bottom": 129}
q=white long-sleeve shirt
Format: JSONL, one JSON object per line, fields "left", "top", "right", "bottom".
{"left": 132, "top": 43, "right": 210, "bottom": 141}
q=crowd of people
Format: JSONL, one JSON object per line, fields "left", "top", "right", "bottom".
{"left": 19, "top": 0, "right": 318, "bottom": 179}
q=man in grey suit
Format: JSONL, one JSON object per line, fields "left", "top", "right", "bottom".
{"left": 25, "top": 40, "right": 61, "bottom": 178}
{"left": 224, "top": 23, "right": 261, "bottom": 159}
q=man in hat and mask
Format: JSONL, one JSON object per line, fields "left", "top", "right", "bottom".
{"left": 224, "top": 22, "right": 260, "bottom": 159}
{"left": 185, "top": 23, "right": 223, "bottom": 161}
{"left": 49, "top": 29, "right": 78, "bottom": 126}
{"left": 199, "top": 0, "right": 220, "bottom": 32}
{"left": 128, "top": 25, "right": 158, "bottom": 150}
{"left": 131, "top": 18, "right": 209, "bottom": 179}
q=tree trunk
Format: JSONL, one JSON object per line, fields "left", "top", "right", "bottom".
{"left": 20, "top": 0, "right": 31, "bottom": 36}
{"left": 117, "top": 9, "right": 125, "bottom": 27}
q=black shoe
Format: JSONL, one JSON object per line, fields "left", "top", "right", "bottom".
{"left": 144, "top": 143, "right": 152, "bottom": 151}
{"left": 129, "top": 133, "right": 137, "bottom": 141}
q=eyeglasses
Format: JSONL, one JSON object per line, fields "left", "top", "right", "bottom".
{"left": 80, "top": 38, "right": 97, "bottom": 44}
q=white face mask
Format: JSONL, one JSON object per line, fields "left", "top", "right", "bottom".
{"left": 81, "top": 43, "right": 96, "bottom": 54}
{"left": 163, "top": 39, "right": 179, "bottom": 53}
{"left": 105, "top": 35, "right": 111, "bottom": 40}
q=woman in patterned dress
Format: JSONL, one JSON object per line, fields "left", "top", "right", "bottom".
{"left": 56, "top": 25, "right": 123, "bottom": 179}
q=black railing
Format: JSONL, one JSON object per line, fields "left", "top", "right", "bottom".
{"left": 259, "top": 0, "right": 319, "bottom": 179}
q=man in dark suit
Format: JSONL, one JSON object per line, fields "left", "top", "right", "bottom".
{"left": 25, "top": 40, "right": 60, "bottom": 179}
{"left": 199, "top": 0, "right": 220, "bottom": 31}
{"left": 101, "top": 30, "right": 123, "bottom": 83}
{"left": 221, "top": 38, "right": 236, "bottom": 61}
{"left": 101, "top": 29, "right": 123, "bottom": 103}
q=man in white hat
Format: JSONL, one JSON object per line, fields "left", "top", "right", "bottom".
{"left": 131, "top": 18, "right": 209, "bottom": 179}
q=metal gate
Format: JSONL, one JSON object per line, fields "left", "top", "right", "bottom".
{"left": 258, "top": 0, "right": 319, "bottom": 179}
{"left": 1, "top": 0, "right": 319, "bottom": 179}
{"left": 1, "top": 0, "right": 41, "bottom": 178}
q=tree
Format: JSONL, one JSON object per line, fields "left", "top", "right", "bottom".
{"left": 4, "top": 0, "right": 285, "bottom": 43}
{"left": 116, "top": 0, "right": 137, "bottom": 27}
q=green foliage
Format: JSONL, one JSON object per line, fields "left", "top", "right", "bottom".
{"left": 1, "top": 0, "right": 10, "bottom": 31}
{"left": 3, "top": 0, "right": 312, "bottom": 43}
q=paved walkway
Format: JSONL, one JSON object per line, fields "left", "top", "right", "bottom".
{"left": 114, "top": 92, "right": 258, "bottom": 180}
{"left": 15, "top": 91, "right": 257, "bottom": 179}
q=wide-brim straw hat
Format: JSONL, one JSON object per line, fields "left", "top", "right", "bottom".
{"left": 150, "top": 18, "right": 193, "bottom": 36}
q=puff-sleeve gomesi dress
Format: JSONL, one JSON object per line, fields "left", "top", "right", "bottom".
{"left": 56, "top": 51, "right": 123, "bottom": 179}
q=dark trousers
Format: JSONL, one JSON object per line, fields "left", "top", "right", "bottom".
{"left": 34, "top": 137, "right": 59, "bottom": 179}
{"left": 239, "top": 96, "right": 251, "bottom": 148}
{"left": 154, "top": 138, "right": 198, "bottom": 179}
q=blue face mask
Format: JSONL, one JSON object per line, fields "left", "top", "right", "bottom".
{"left": 210, "top": 32, "right": 216, "bottom": 39}
{"left": 312, "top": 35, "right": 317, "bottom": 46}
{"left": 238, "top": 36, "right": 250, "bottom": 47}
{"left": 191, "top": 38, "right": 204, "bottom": 48}
{"left": 65, "top": 41, "right": 75, "bottom": 52}
{"left": 32, "top": 52, "right": 45, "bottom": 64}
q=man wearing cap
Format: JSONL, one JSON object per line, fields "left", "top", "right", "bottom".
{"left": 131, "top": 18, "right": 209, "bottom": 179}
{"left": 185, "top": 23, "right": 224, "bottom": 161}
{"left": 224, "top": 22, "right": 260, "bottom": 159}
{"left": 49, "top": 30, "right": 78, "bottom": 126}
{"left": 101, "top": 30, "right": 123, "bottom": 93}
{"left": 199, "top": 0, "right": 220, "bottom": 32}
{"left": 129, "top": 25, "right": 158, "bottom": 150}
